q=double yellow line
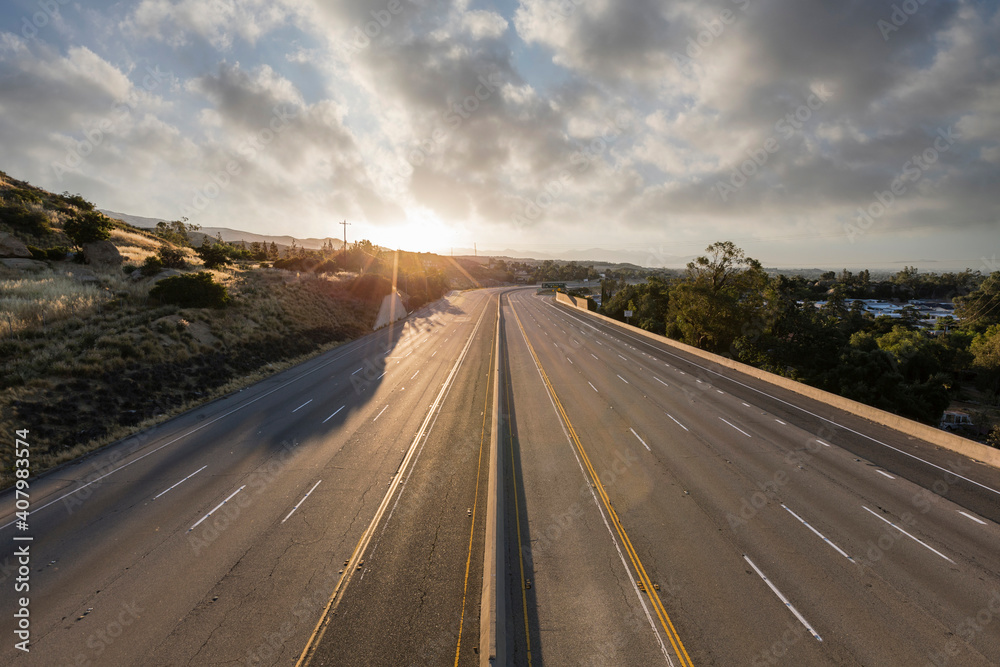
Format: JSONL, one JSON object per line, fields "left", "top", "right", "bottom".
{"left": 508, "top": 298, "right": 694, "bottom": 667}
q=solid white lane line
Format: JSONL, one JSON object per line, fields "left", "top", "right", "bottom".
{"left": 720, "top": 417, "right": 751, "bottom": 437}
{"left": 322, "top": 406, "right": 345, "bottom": 424}
{"left": 958, "top": 511, "right": 987, "bottom": 525}
{"left": 190, "top": 485, "right": 245, "bottom": 532}
{"left": 630, "top": 428, "right": 651, "bottom": 452}
{"left": 667, "top": 414, "right": 689, "bottom": 432}
{"left": 153, "top": 465, "right": 207, "bottom": 500}
{"left": 876, "top": 470, "right": 895, "bottom": 480}
{"left": 373, "top": 405, "right": 389, "bottom": 421}
{"left": 744, "top": 555, "right": 823, "bottom": 641}
{"left": 589, "top": 382, "right": 599, "bottom": 392}
{"left": 617, "top": 374, "right": 629, "bottom": 384}
{"left": 861, "top": 506, "right": 955, "bottom": 563}
{"left": 654, "top": 377, "right": 669, "bottom": 388}
{"left": 411, "top": 370, "right": 420, "bottom": 379}
{"left": 352, "top": 367, "right": 363, "bottom": 375}
{"left": 775, "top": 419, "right": 786, "bottom": 425}
{"left": 782, "top": 504, "right": 854, "bottom": 561}
{"left": 282, "top": 480, "right": 322, "bottom": 523}
{"left": 292, "top": 399, "right": 313, "bottom": 413}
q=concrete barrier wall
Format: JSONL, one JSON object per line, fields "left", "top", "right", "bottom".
{"left": 556, "top": 291, "right": 592, "bottom": 310}
{"left": 480, "top": 295, "right": 505, "bottom": 666}
{"left": 373, "top": 291, "right": 406, "bottom": 329}
{"left": 556, "top": 297, "right": 1000, "bottom": 470}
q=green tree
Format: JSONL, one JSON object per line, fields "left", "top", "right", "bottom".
{"left": 63, "top": 210, "right": 113, "bottom": 247}
{"left": 196, "top": 240, "right": 232, "bottom": 269}
{"left": 668, "top": 241, "right": 768, "bottom": 353}
{"left": 956, "top": 272, "right": 1000, "bottom": 330}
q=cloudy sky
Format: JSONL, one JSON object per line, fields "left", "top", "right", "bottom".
{"left": 1, "top": 0, "right": 998, "bottom": 268}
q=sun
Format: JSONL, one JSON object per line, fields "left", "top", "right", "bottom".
{"left": 376, "top": 211, "right": 459, "bottom": 254}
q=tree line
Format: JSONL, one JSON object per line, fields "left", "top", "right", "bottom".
{"left": 599, "top": 241, "right": 1000, "bottom": 441}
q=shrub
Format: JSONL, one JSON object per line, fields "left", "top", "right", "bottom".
{"left": 196, "top": 242, "right": 231, "bottom": 269}
{"left": 140, "top": 255, "right": 164, "bottom": 276}
{"left": 64, "top": 210, "right": 113, "bottom": 246}
{"left": 46, "top": 246, "right": 68, "bottom": 260}
{"left": 27, "top": 245, "right": 46, "bottom": 260}
{"left": 149, "top": 272, "right": 230, "bottom": 308}
{"left": 0, "top": 204, "right": 51, "bottom": 236}
{"left": 157, "top": 246, "right": 187, "bottom": 269}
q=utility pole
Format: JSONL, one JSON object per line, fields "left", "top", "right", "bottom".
{"left": 339, "top": 220, "right": 351, "bottom": 265}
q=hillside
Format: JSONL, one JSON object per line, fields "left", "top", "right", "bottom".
{"left": 0, "top": 172, "right": 459, "bottom": 487}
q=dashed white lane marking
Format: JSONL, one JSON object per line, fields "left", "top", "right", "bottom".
{"left": 431, "top": 350, "right": 437, "bottom": 357}
{"left": 744, "top": 555, "right": 823, "bottom": 642}
{"left": 958, "top": 511, "right": 987, "bottom": 525}
{"left": 653, "top": 377, "right": 669, "bottom": 388}
{"left": 411, "top": 370, "right": 420, "bottom": 379}
{"left": 292, "top": 399, "right": 313, "bottom": 413}
{"left": 591, "top": 354, "right": 599, "bottom": 360}
{"left": 567, "top": 357, "right": 574, "bottom": 365}
{"left": 720, "top": 417, "right": 751, "bottom": 437}
{"left": 373, "top": 405, "right": 389, "bottom": 421}
{"left": 775, "top": 419, "right": 786, "bottom": 425}
{"left": 861, "top": 506, "right": 955, "bottom": 563}
{"left": 667, "top": 414, "right": 688, "bottom": 432}
{"left": 630, "top": 428, "right": 651, "bottom": 451}
{"left": 153, "top": 465, "right": 207, "bottom": 500}
{"left": 190, "top": 485, "right": 246, "bottom": 532}
{"left": 617, "top": 374, "right": 629, "bottom": 384}
{"left": 742, "top": 402, "right": 751, "bottom": 407}
{"left": 322, "top": 406, "right": 345, "bottom": 424}
{"left": 876, "top": 470, "right": 895, "bottom": 480}
{"left": 618, "top": 354, "right": 628, "bottom": 361}
{"left": 282, "top": 480, "right": 322, "bottom": 523}
{"left": 816, "top": 440, "right": 831, "bottom": 447}
{"left": 352, "top": 367, "right": 363, "bottom": 375}
{"left": 781, "top": 504, "right": 854, "bottom": 561}
{"left": 589, "top": 382, "right": 598, "bottom": 392}
{"left": 717, "top": 390, "right": 724, "bottom": 394}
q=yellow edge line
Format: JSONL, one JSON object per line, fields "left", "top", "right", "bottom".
{"left": 453, "top": 297, "right": 497, "bottom": 665}
{"left": 295, "top": 293, "right": 493, "bottom": 667}
{"left": 509, "top": 297, "right": 694, "bottom": 667}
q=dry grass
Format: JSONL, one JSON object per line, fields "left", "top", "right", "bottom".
{"left": 0, "top": 268, "right": 107, "bottom": 337}
{"left": 0, "top": 258, "right": 381, "bottom": 489}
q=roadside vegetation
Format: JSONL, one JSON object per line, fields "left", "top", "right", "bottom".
{"left": 598, "top": 242, "right": 1000, "bottom": 444}
{"left": 0, "top": 171, "right": 456, "bottom": 488}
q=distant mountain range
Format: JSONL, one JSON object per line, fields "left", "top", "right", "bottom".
{"left": 101, "top": 210, "right": 343, "bottom": 251}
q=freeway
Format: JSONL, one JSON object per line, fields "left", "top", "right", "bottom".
{"left": 1, "top": 288, "right": 497, "bottom": 666}
{"left": 500, "top": 289, "right": 1000, "bottom": 665}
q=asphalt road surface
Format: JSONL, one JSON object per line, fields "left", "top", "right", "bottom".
{"left": 1, "top": 288, "right": 497, "bottom": 667}
{"left": 500, "top": 289, "right": 1000, "bottom": 666}
{"left": 5, "top": 285, "right": 1000, "bottom": 666}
